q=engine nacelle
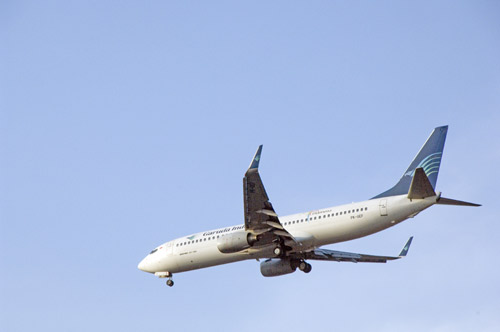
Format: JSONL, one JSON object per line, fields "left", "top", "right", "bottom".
{"left": 217, "top": 231, "right": 256, "bottom": 254}
{"left": 260, "top": 258, "right": 297, "bottom": 277}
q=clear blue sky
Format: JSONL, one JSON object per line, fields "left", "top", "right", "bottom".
{"left": 1, "top": 1, "right": 499, "bottom": 331}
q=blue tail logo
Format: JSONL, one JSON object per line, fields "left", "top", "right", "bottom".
{"left": 403, "top": 152, "right": 443, "bottom": 178}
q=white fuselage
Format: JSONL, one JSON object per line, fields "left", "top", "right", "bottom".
{"left": 137, "top": 194, "right": 437, "bottom": 275}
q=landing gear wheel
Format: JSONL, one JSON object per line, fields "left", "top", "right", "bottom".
{"left": 298, "top": 261, "right": 307, "bottom": 271}
{"left": 166, "top": 279, "right": 174, "bottom": 287}
{"left": 304, "top": 263, "right": 312, "bottom": 273}
{"left": 273, "top": 246, "right": 282, "bottom": 256}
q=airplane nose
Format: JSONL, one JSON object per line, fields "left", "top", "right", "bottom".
{"left": 138, "top": 257, "right": 149, "bottom": 272}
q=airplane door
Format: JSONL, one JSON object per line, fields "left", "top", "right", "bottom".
{"left": 165, "top": 241, "right": 173, "bottom": 255}
{"left": 379, "top": 199, "right": 388, "bottom": 216}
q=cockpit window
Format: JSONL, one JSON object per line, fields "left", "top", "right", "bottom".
{"left": 149, "top": 248, "right": 158, "bottom": 254}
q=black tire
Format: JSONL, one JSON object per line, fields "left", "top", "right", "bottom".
{"left": 304, "top": 263, "right": 312, "bottom": 273}
{"left": 273, "top": 246, "right": 282, "bottom": 256}
{"left": 166, "top": 280, "right": 174, "bottom": 287}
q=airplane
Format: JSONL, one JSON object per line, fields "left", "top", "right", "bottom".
{"left": 138, "top": 125, "right": 480, "bottom": 287}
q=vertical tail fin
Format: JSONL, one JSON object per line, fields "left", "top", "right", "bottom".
{"left": 372, "top": 126, "right": 448, "bottom": 199}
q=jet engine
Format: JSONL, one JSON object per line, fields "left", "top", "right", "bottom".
{"left": 217, "top": 231, "right": 257, "bottom": 254}
{"left": 260, "top": 258, "right": 297, "bottom": 277}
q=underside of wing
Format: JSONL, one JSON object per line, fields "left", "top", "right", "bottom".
{"left": 293, "top": 237, "right": 413, "bottom": 263}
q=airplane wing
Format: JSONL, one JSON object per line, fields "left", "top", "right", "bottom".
{"left": 294, "top": 237, "right": 413, "bottom": 263}
{"left": 243, "top": 146, "right": 295, "bottom": 241}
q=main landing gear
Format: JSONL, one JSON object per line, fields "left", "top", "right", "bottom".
{"left": 298, "top": 260, "right": 312, "bottom": 273}
{"left": 272, "top": 237, "right": 286, "bottom": 257}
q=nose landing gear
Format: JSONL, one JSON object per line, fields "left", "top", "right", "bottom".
{"left": 165, "top": 272, "right": 174, "bottom": 287}
{"left": 156, "top": 271, "right": 175, "bottom": 287}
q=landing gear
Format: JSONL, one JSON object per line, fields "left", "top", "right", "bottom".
{"left": 273, "top": 246, "right": 283, "bottom": 256}
{"left": 298, "top": 260, "right": 312, "bottom": 273}
{"left": 298, "top": 261, "right": 307, "bottom": 271}
{"left": 157, "top": 271, "right": 174, "bottom": 287}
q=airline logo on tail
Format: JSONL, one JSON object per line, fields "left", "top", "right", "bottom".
{"left": 404, "top": 152, "right": 442, "bottom": 178}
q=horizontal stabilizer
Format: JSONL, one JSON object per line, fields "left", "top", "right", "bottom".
{"left": 437, "top": 197, "right": 481, "bottom": 207}
{"left": 408, "top": 168, "right": 436, "bottom": 199}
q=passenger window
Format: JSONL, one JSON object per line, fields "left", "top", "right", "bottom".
{"left": 319, "top": 216, "right": 321, "bottom": 219}
{"left": 301, "top": 219, "right": 304, "bottom": 222}
{"left": 365, "top": 207, "right": 368, "bottom": 211}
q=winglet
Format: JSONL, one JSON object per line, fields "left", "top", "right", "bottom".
{"left": 399, "top": 236, "right": 413, "bottom": 257}
{"left": 247, "top": 145, "right": 263, "bottom": 171}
